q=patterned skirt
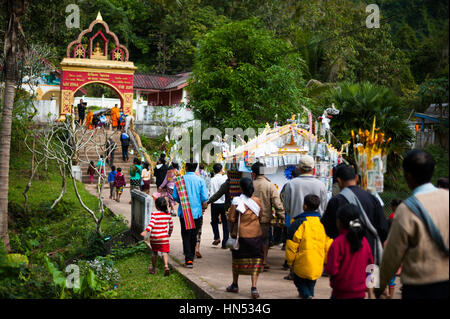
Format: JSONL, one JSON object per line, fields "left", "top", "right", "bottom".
{"left": 130, "top": 179, "right": 141, "bottom": 187}
{"left": 231, "top": 236, "right": 264, "bottom": 276}
{"left": 166, "top": 187, "right": 176, "bottom": 206}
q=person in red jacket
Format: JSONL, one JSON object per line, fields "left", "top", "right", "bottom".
{"left": 113, "top": 167, "right": 126, "bottom": 202}
{"left": 325, "top": 203, "right": 374, "bottom": 299}
{"left": 141, "top": 197, "right": 174, "bottom": 277}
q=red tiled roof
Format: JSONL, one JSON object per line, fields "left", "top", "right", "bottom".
{"left": 133, "top": 72, "right": 191, "bottom": 90}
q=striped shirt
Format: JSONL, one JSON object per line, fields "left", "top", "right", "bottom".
{"left": 145, "top": 211, "right": 174, "bottom": 245}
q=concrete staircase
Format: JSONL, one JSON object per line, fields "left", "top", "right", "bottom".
{"left": 78, "top": 128, "right": 137, "bottom": 184}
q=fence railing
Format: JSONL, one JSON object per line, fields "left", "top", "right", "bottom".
{"left": 414, "top": 130, "right": 435, "bottom": 149}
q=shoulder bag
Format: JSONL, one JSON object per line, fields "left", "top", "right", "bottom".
{"left": 404, "top": 195, "right": 449, "bottom": 256}
{"left": 225, "top": 211, "right": 240, "bottom": 250}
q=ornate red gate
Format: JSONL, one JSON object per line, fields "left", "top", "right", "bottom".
{"left": 58, "top": 12, "right": 136, "bottom": 121}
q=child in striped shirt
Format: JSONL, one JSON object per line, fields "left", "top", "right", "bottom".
{"left": 141, "top": 197, "right": 174, "bottom": 276}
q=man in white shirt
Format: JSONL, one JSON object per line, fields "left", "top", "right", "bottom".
{"left": 209, "top": 163, "right": 229, "bottom": 248}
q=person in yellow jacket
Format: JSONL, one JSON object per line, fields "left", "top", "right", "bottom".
{"left": 285, "top": 194, "right": 333, "bottom": 299}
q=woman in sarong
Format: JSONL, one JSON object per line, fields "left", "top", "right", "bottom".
{"left": 159, "top": 162, "right": 180, "bottom": 216}
{"left": 226, "top": 177, "right": 264, "bottom": 299}
{"left": 141, "top": 162, "right": 151, "bottom": 194}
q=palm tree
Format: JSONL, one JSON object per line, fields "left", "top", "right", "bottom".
{"left": 0, "top": 0, "right": 28, "bottom": 251}
{"left": 325, "top": 82, "right": 414, "bottom": 187}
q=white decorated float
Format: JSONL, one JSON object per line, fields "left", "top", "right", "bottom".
{"left": 222, "top": 112, "right": 349, "bottom": 199}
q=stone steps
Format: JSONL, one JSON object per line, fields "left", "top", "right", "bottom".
{"left": 76, "top": 128, "right": 144, "bottom": 184}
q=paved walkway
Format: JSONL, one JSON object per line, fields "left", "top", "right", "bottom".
{"left": 85, "top": 183, "right": 402, "bottom": 299}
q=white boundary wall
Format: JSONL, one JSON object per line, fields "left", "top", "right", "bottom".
{"left": 33, "top": 99, "right": 59, "bottom": 123}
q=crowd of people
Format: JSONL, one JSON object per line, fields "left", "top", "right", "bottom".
{"left": 137, "top": 149, "right": 448, "bottom": 300}
{"left": 76, "top": 100, "right": 126, "bottom": 131}
{"left": 87, "top": 136, "right": 448, "bottom": 300}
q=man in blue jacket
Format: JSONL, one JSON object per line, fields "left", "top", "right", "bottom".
{"left": 173, "top": 161, "right": 209, "bottom": 268}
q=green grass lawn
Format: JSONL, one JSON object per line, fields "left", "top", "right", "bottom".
{"left": 114, "top": 251, "right": 197, "bottom": 299}
{"left": 6, "top": 141, "right": 197, "bottom": 299}
{"left": 8, "top": 153, "right": 128, "bottom": 263}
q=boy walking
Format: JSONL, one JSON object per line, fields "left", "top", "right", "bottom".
{"left": 108, "top": 166, "right": 117, "bottom": 199}
{"left": 285, "top": 194, "right": 332, "bottom": 299}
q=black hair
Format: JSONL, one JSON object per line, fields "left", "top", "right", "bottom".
{"left": 335, "top": 164, "right": 357, "bottom": 182}
{"left": 304, "top": 194, "right": 320, "bottom": 211}
{"left": 89, "top": 161, "right": 94, "bottom": 165}
{"left": 332, "top": 163, "right": 346, "bottom": 184}
{"left": 291, "top": 167, "right": 301, "bottom": 178}
{"left": 390, "top": 198, "right": 402, "bottom": 210}
{"left": 336, "top": 204, "right": 365, "bottom": 253}
{"left": 111, "top": 165, "right": 116, "bottom": 171}
{"left": 143, "top": 162, "right": 149, "bottom": 170}
{"left": 251, "top": 162, "right": 264, "bottom": 176}
{"left": 133, "top": 157, "right": 140, "bottom": 165}
{"left": 186, "top": 162, "right": 198, "bottom": 172}
{"left": 213, "top": 163, "right": 223, "bottom": 174}
{"left": 239, "top": 177, "right": 254, "bottom": 197}
{"left": 171, "top": 162, "right": 179, "bottom": 170}
{"left": 402, "top": 149, "right": 435, "bottom": 185}
{"left": 117, "top": 167, "right": 122, "bottom": 172}
{"left": 155, "top": 197, "right": 168, "bottom": 213}
{"left": 199, "top": 163, "right": 205, "bottom": 170}
{"left": 437, "top": 177, "right": 449, "bottom": 189}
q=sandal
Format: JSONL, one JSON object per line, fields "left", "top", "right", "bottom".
{"left": 148, "top": 266, "right": 156, "bottom": 274}
{"left": 226, "top": 283, "right": 239, "bottom": 293}
{"left": 251, "top": 287, "right": 260, "bottom": 299}
{"left": 164, "top": 268, "right": 170, "bottom": 277}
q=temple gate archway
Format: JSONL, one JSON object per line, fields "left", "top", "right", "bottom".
{"left": 58, "top": 12, "right": 136, "bottom": 121}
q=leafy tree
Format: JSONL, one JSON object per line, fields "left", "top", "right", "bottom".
{"left": 411, "top": 19, "right": 449, "bottom": 83}
{"left": 379, "top": 0, "right": 448, "bottom": 39}
{"left": 188, "top": 19, "right": 310, "bottom": 131}
{"left": 394, "top": 23, "right": 419, "bottom": 61}
{"left": 251, "top": 1, "right": 416, "bottom": 92}
{"left": 324, "top": 82, "right": 414, "bottom": 187}
{"left": 153, "top": 0, "right": 229, "bottom": 73}
{"left": 418, "top": 77, "right": 449, "bottom": 113}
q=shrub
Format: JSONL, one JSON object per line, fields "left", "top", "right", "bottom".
{"left": 78, "top": 256, "right": 120, "bottom": 290}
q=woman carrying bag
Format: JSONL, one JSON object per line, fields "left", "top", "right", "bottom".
{"left": 226, "top": 177, "right": 264, "bottom": 299}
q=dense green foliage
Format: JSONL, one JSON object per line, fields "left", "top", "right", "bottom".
{"left": 188, "top": 19, "right": 310, "bottom": 131}
{"left": 2, "top": 116, "right": 195, "bottom": 298}
{"left": 1, "top": 0, "right": 444, "bottom": 82}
